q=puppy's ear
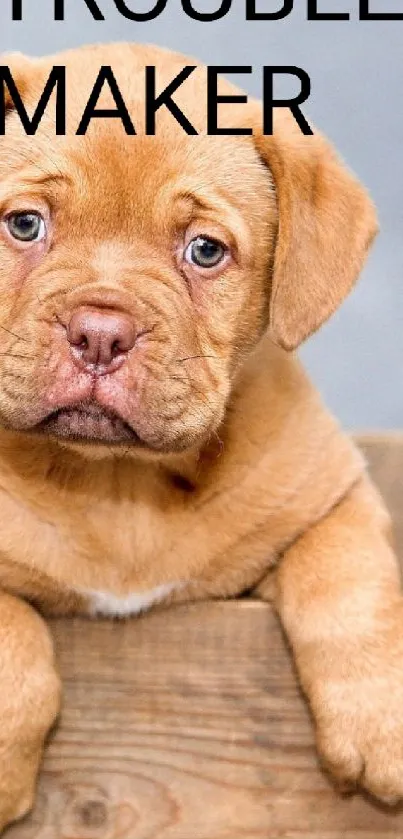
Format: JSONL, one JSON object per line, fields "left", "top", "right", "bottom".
{"left": 253, "top": 113, "right": 378, "bottom": 350}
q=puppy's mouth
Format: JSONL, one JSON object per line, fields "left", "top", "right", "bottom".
{"left": 36, "top": 403, "right": 143, "bottom": 446}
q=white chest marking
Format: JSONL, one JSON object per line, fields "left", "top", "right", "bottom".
{"left": 84, "top": 582, "right": 182, "bottom": 618}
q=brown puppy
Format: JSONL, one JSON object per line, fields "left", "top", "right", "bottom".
{"left": 0, "top": 41, "right": 400, "bottom": 831}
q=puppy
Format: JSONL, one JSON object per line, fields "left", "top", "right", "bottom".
{"left": 0, "top": 41, "right": 400, "bottom": 831}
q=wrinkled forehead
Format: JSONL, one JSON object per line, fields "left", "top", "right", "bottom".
{"left": 0, "top": 44, "right": 275, "bottom": 236}
{"left": 0, "top": 123, "right": 270, "bottom": 239}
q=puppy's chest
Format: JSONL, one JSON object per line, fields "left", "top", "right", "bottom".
{"left": 0, "top": 483, "right": 188, "bottom": 614}
{"left": 82, "top": 582, "right": 182, "bottom": 618}
{"left": 75, "top": 500, "right": 186, "bottom": 612}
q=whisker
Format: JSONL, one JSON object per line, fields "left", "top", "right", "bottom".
{"left": 176, "top": 354, "right": 217, "bottom": 363}
{"left": 0, "top": 352, "right": 36, "bottom": 360}
{"left": 169, "top": 369, "right": 216, "bottom": 415}
{"left": 0, "top": 324, "right": 29, "bottom": 344}
{"left": 210, "top": 429, "right": 224, "bottom": 456}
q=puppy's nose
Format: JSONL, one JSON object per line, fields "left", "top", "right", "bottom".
{"left": 67, "top": 307, "right": 137, "bottom": 371}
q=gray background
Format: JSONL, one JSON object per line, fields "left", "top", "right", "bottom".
{"left": 1, "top": 0, "right": 402, "bottom": 429}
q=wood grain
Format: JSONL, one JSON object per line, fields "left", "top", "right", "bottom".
{"left": 5, "top": 436, "right": 403, "bottom": 839}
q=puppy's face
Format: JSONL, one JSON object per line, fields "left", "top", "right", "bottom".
{"left": 0, "top": 122, "right": 274, "bottom": 455}
{"left": 0, "top": 45, "right": 377, "bottom": 456}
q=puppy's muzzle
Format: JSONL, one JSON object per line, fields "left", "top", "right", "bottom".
{"left": 67, "top": 306, "right": 137, "bottom": 376}
{"left": 30, "top": 305, "right": 155, "bottom": 447}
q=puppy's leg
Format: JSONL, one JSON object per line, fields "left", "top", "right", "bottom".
{"left": 255, "top": 476, "right": 403, "bottom": 804}
{"left": 0, "top": 593, "right": 60, "bottom": 832}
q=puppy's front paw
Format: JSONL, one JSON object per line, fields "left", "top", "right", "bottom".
{"left": 314, "top": 670, "right": 403, "bottom": 804}
{"left": 0, "top": 746, "right": 43, "bottom": 833}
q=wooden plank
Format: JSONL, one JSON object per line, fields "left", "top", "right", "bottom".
{"left": 5, "top": 436, "right": 403, "bottom": 838}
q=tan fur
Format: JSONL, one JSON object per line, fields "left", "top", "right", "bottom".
{"left": 0, "top": 42, "right": 400, "bottom": 829}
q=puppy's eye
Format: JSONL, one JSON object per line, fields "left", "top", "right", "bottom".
{"left": 5, "top": 212, "right": 46, "bottom": 243}
{"left": 185, "top": 236, "right": 226, "bottom": 269}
